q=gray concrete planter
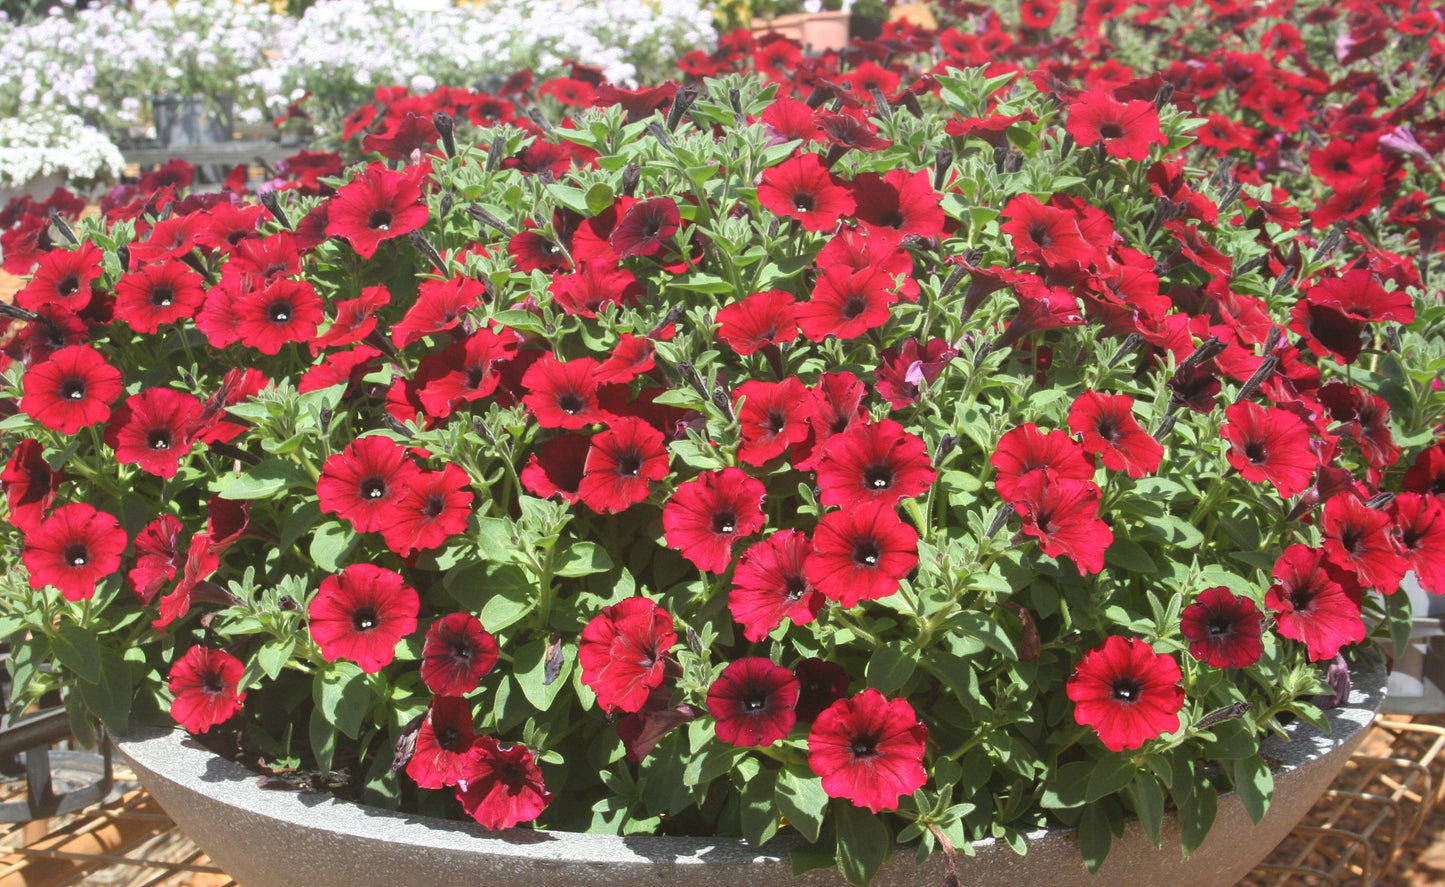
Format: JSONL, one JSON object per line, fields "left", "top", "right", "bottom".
{"left": 114, "top": 656, "right": 1385, "bottom": 887}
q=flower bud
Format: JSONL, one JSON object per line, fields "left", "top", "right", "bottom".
{"left": 48, "top": 211, "right": 78, "bottom": 246}
{"left": 621, "top": 163, "right": 642, "bottom": 197}
{"left": 1234, "top": 354, "right": 1278, "bottom": 403}
{"left": 410, "top": 231, "right": 448, "bottom": 274}
{"left": 985, "top": 504, "right": 1014, "bottom": 538}
{"left": 1310, "top": 227, "right": 1343, "bottom": 265}
{"left": 869, "top": 88, "right": 893, "bottom": 123}
{"left": 932, "top": 434, "right": 958, "bottom": 467}
{"left": 432, "top": 111, "right": 456, "bottom": 158}
{"left": 319, "top": 407, "right": 333, "bottom": 435}
{"left": 666, "top": 86, "right": 698, "bottom": 130}
{"left": 467, "top": 203, "right": 510, "bottom": 236}
{"left": 933, "top": 147, "right": 953, "bottom": 192}
{"left": 384, "top": 414, "right": 415, "bottom": 439}
{"left": 258, "top": 189, "right": 291, "bottom": 230}
{"left": 1107, "top": 332, "right": 1144, "bottom": 368}
{"left": 486, "top": 134, "right": 506, "bottom": 172}
{"left": 646, "top": 121, "right": 674, "bottom": 149}
{"left": 1152, "top": 81, "right": 1175, "bottom": 109}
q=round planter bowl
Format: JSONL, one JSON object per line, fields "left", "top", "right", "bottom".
{"left": 115, "top": 657, "right": 1385, "bottom": 887}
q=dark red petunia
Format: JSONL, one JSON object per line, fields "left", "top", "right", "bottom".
{"left": 456, "top": 736, "right": 552, "bottom": 829}
{"left": 380, "top": 463, "right": 475, "bottom": 558}
{"left": 362, "top": 112, "right": 439, "bottom": 161}
{"left": 807, "top": 689, "right": 927, "bottom": 814}
{"left": 1222, "top": 401, "right": 1317, "bottom": 499}
{"left": 520, "top": 433, "right": 589, "bottom": 504}
{"left": 734, "top": 378, "right": 811, "bottom": 467}
{"left": 757, "top": 153, "right": 855, "bottom": 232}
{"left": 23, "top": 503, "right": 127, "bottom": 601}
{"left": 222, "top": 232, "right": 301, "bottom": 290}
{"left": 308, "top": 564, "right": 420, "bottom": 673}
{"left": 1067, "top": 391, "right": 1164, "bottom": 478}
{"left": 610, "top": 197, "right": 680, "bottom": 258}
{"left": 406, "top": 695, "right": 476, "bottom": 789}
{"left": 2, "top": 439, "right": 61, "bottom": 535}
{"left": 793, "top": 658, "right": 850, "bottom": 723}
{"left": 1321, "top": 494, "right": 1407, "bottom": 591}
{"left": 421, "top": 613, "right": 499, "bottom": 697}
{"left": 707, "top": 657, "right": 799, "bottom": 747}
{"left": 848, "top": 169, "right": 945, "bottom": 239}
{"left": 520, "top": 354, "right": 608, "bottom": 430}
{"left": 577, "top": 417, "right": 669, "bottom": 514}
{"left": 1266, "top": 544, "right": 1366, "bottom": 661}
{"left": 312, "top": 285, "right": 391, "bottom": 354}
{"left": 999, "top": 194, "right": 1097, "bottom": 267}
{"left": 1392, "top": 494, "right": 1445, "bottom": 595}
{"left": 815, "top": 419, "right": 936, "bottom": 508}
{"left": 1404, "top": 443, "right": 1445, "bottom": 501}
{"left": 317, "top": 436, "right": 422, "bottom": 534}
{"left": 1179, "top": 586, "right": 1264, "bottom": 669}
{"left": 1067, "top": 636, "right": 1184, "bottom": 752}
{"left": 113, "top": 260, "right": 207, "bottom": 334}
{"left": 874, "top": 338, "right": 956, "bottom": 409}
{"left": 729, "top": 530, "right": 824, "bottom": 642}
{"left": 232, "top": 279, "right": 324, "bottom": 355}
{"left": 20, "top": 344, "right": 124, "bottom": 435}
{"left": 104, "top": 388, "right": 205, "bottom": 479}
{"left": 298, "top": 345, "right": 384, "bottom": 395}
{"left": 578, "top": 596, "right": 677, "bottom": 714}
{"left": 990, "top": 423, "right": 1097, "bottom": 503}
{"left": 129, "top": 514, "right": 184, "bottom": 606}
{"left": 616, "top": 688, "right": 702, "bottom": 762}
{"left": 168, "top": 646, "right": 246, "bottom": 734}
{"left": 325, "top": 164, "right": 429, "bottom": 259}
{"left": 550, "top": 262, "right": 643, "bottom": 319}
{"left": 714, "top": 290, "right": 799, "bottom": 355}
{"left": 415, "top": 328, "right": 519, "bottom": 419}
{"left": 662, "top": 467, "right": 768, "bottom": 573}
{"left": 796, "top": 265, "right": 897, "bottom": 342}
{"left": 1064, "top": 90, "right": 1167, "bottom": 161}
{"left": 804, "top": 500, "right": 918, "bottom": 607}
{"left": 15, "top": 242, "right": 103, "bottom": 313}
{"left": 391, "top": 276, "right": 487, "bottom": 348}
{"left": 1009, "top": 472, "right": 1113, "bottom": 575}
{"left": 796, "top": 372, "right": 867, "bottom": 471}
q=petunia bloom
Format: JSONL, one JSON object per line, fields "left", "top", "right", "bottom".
{"left": 168, "top": 646, "right": 246, "bottom": 734}
{"left": 23, "top": 503, "right": 127, "bottom": 602}
{"left": 578, "top": 596, "right": 677, "bottom": 714}
{"left": 807, "top": 689, "right": 927, "bottom": 813}
{"left": 1179, "top": 586, "right": 1264, "bottom": 669}
{"left": 707, "top": 657, "right": 799, "bottom": 747}
{"left": 662, "top": 468, "right": 767, "bottom": 573}
{"left": 1067, "top": 636, "right": 1184, "bottom": 752}
{"left": 456, "top": 736, "right": 552, "bottom": 829}
{"left": 325, "top": 165, "right": 429, "bottom": 259}
{"left": 406, "top": 695, "right": 476, "bottom": 789}
{"left": 420, "top": 612, "right": 499, "bottom": 697}
{"left": 1067, "top": 391, "right": 1164, "bottom": 478}
{"left": 729, "top": 529, "right": 824, "bottom": 642}
{"left": 20, "top": 344, "right": 124, "bottom": 435}
{"left": 804, "top": 500, "right": 919, "bottom": 607}
{"left": 1265, "top": 544, "right": 1366, "bottom": 661}
{"left": 308, "top": 564, "right": 421, "bottom": 673}
{"left": 1222, "top": 401, "right": 1317, "bottom": 499}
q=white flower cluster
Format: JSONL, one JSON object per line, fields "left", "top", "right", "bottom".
{"left": 1, "top": 0, "right": 717, "bottom": 133}
{"left": 0, "top": 111, "right": 125, "bottom": 189}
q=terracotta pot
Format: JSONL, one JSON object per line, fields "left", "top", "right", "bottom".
{"left": 751, "top": 11, "right": 851, "bottom": 53}
{"left": 112, "top": 656, "right": 1385, "bottom": 887}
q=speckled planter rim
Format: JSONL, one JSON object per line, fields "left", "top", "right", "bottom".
{"left": 113, "top": 654, "right": 1386, "bottom": 887}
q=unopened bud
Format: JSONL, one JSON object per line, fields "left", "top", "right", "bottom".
{"left": 1152, "top": 414, "right": 1177, "bottom": 439}
{"left": 869, "top": 87, "right": 893, "bottom": 123}
{"left": 1153, "top": 81, "right": 1175, "bottom": 109}
{"left": 666, "top": 86, "right": 698, "bottom": 130}
{"left": 318, "top": 407, "right": 333, "bottom": 435}
{"left": 646, "top": 120, "right": 674, "bottom": 149}
{"left": 1235, "top": 354, "right": 1279, "bottom": 403}
{"left": 985, "top": 504, "right": 1015, "bottom": 538}
{"left": 527, "top": 107, "right": 554, "bottom": 136}
{"left": 938, "top": 264, "right": 969, "bottom": 301}
{"left": 410, "top": 231, "right": 448, "bottom": 274}
{"left": 1311, "top": 227, "right": 1343, "bottom": 265}
{"left": 1272, "top": 264, "right": 1297, "bottom": 297}
{"left": 1365, "top": 492, "right": 1395, "bottom": 509}
{"left": 48, "top": 212, "right": 78, "bottom": 246}
{"left": 486, "top": 134, "right": 506, "bottom": 172}
{"left": 258, "top": 190, "right": 291, "bottom": 230}
{"left": 433, "top": 112, "right": 456, "bottom": 158}
{"left": 621, "top": 163, "right": 642, "bottom": 197}
{"left": 933, "top": 147, "right": 953, "bottom": 192}
{"left": 932, "top": 434, "right": 958, "bottom": 467}
{"left": 383, "top": 414, "right": 415, "bottom": 439}
{"left": 467, "top": 203, "right": 510, "bottom": 236}
{"left": 1107, "top": 333, "right": 1144, "bottom": 368}
{"left": 471, "top": 416, "right": 495, "bottom": 445}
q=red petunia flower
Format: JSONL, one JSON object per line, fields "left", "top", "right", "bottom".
{"left": 113, "top": 260, "right": 207, "bottom": 333}
{"left": 325, "top": 165, "right": 429, "bottom": 259}
{"left": 1392, "top": 494, "right": 1445, "bottom": 595}
{"left": 168, "top": 646, "right": 246, "bottom": 734}
{"left": 391, "top": 276, "right": 487, "bottom": 348}
{"left": 15, "top": 242, "right": 103, "bottom": 313}
{"left": 550, "top": 262, "right": 644, "bottom": 319}
{"left": 416, "top": 329, "right": 519, "bottom": 419}
{"left": 804, "top": 500, "right": 918, "bottom": 607}
{"left": 129, "top": 514, "right": 184, "bottom": 606}
{"left": 1067, "top": 391, "right": 1164, "bottom": 478}
{"left": 662, "top": 468, "right": 768, "bottom": 573}
{"left": 714, "top": 290, "right": 799, "bottom": 355}
{"left": 1266, "top": 544, "right": 1366, "bottom": 661}
{"left": 520, "top": 354, "right": 608, "bottom": 430}
{"left": 312, "top": 285, "right": 391, "bottom": 354}
{"left": 406, "top": 695, "right": 476, "bottom": 789}
{"left": 317, "top": 436, "right": 422, "bottom": 534}
{"left": 380, "top": 463, "right": 475, "bottom": 558}
{"left": 2, "top": 439, "right": 62, "bottom": 534}
{"left": 1179, "top": 586, "right": 1264, "bottom": 669}
{"left": 796, "top": 265, "right": 897, "bottom": 342}
{"left": 794, "top": 658, "right": 850, "bottom": 723}
{"left": 104, "top": 388, "right": 205, "bottom": 479}
{"left": 520, "top": 433, "right": 589, "bottom": 504}
{"left": 577, "top": 417, "right": 669, "bottom": 514}
{"left": 707, "top": 657, "right": 799, "bottom": 747}
{"left": 874, "top": 338, "right": 956, "bottom": 409}
{"left": 1321, "top": 494, "right": 1406, "bottom": 591}
{"left": 610, "top": 197, "right": 680, "bottom": 258}
{"left": 421, "top": 613, "right": 499, "bottom": 697}
{"left": 734, "top": 378, "right": 811, "bottom": 466}
{"left": 1010, "top": 472, "right": 1113, "bottom": 575}
{"left": 20, "top": 344, "right": 124, "bottom": 435}
{"left": 848, "top": 169, "right": 945, "bottom": 239}
{"left": 729, "top": 529, "right": 824, "bottom": 642}
{"left": 757, "top": 153, "right": 855, "bottom": 232}
{"left": 1222, "top": 401, "right": 1317, "bottom": 499}
{"left": 807, "top": 689, "right": 927, "bottom": 814}
{"left": 991, "top": 423, "right": 1097, "bottom": 503}
{"left": 1064, "top": 90, "right": 1167, "bottom": 161}
{"left": 456, "top": 736, "right": 552, "bottom": 829}
{"left": 815, "top": 419, "right": 936, "bottom": 508}
{"left": 23, "top": 503, "right": 127, "bottom": 601}
{"left": 233, "top": 279, "right": 325, "bottom": 355}
{"left": 578, "top": 596, "right": 677, "bottom": 714}
{"left": 308, "top": 564, "right": 420, "bottom": 673}
{"left": 1067, "top": 636, "right": 1184, "bottom": 752}
{"left": 999, "top": 194, "right": 1097, "bottom": 267}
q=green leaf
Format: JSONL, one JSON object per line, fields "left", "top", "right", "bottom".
{"left": 1129, "top": 772, "right": 1165, "bottom": 848}
{"left": 1086, "top": 755, "right": 1138, "bottom": 803}
{"left": 51, "top": 626, "right": 102, "bottom": 684}
{"left": 947, "top": 611, "right": 1017, "bottom": 659}
{"left": 740, "top": 766, "right": 780, "bottom": 847}
{"left": 554, "top": 541, "right": 614, "bottom": 577}
{"left": 864, "top": 641, "right": 917, "bottom": 695}
{"left": 1177, "top": 770, "right": 1218, "bottom": 857}
{"left": 1040, "top": 760, "right": 1092, "bottom": 809}
{"left": 513, "top": 637, "right": 573, "bottom": 711}
{"left": 585, "top": 182, "right": 616, "bottom": 215}
{"left": 78, "top": 649, "right": 132, "bottom": 733}
{"left": 8, "top": 633, "right": 50, "bottom": 708}
{"left": 309, "top": 707, "right": 336, "bottom": 776}
{"left": 491, "top": 309, "right": 550, "bottom": 335}
{"left": 256, "top": 636, "right": 296, "bottom": 681}
{"left": 313, "top": 661, "right": 369, "bottom": 739}
{"left": 1203, "top": 720, "right": 1258, "bottom": 760}
{"left": 1227, "top": 755, "right": 1273, "bottom": 825}
{"left": 309, "top": 521, "right": 358, "bottom": 573}
{"left": 67, "top": 687, "right": 97, "bottom": 750}
{"left": 1078, "top": 804, "right": 1113, "bottom": 874}
{"left": 833, "top": 800, "right": 890, "bottom": 887}
{"left": 213, "top": 459, "right": 311, "bottom": 500}
{"left": 775, "top": 764, "right": 828, "bottom": 843}
{"left": 446, "top": 562, "right": 536, "bottom": 626}
{"left": 1104, "top": 538, "right": 1157, "bottom": 574}
{"left": 474, "top": 516, "right": 517, "bottom": 562}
